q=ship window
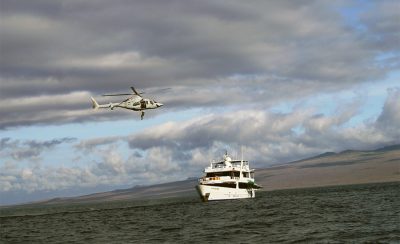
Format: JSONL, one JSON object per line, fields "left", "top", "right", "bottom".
{"left": 243, "top": 172, "right": 249, "bottom": 178}
{"left": 239, "top": 183, "right": 250, "bottom": 189}
{"left": 204, "top": 183, "right": 236, "bottom": 188}
{"left": 206, "top": 172, "right": 232, "bottom": 177}
{"left": 250, "top": 172, "right": 254, "bottom": 179}
{"left": 214, "top": 163, "right": 224, "bottom": 168}
{"left": 233, "top": 172, "right": 240, "bottom": 177}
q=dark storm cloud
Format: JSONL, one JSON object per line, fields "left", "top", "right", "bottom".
{"left": 0, "top": 0, "right": 399, "bottom": 128}
{"left": 360, "top": 0, "right": 400, "bottom": 52}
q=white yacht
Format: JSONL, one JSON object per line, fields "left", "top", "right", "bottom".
{"left": 196, "top": 152, "right": 262, "bottom": 202}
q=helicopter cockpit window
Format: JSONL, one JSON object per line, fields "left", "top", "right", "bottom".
{"left": 150, "top": 101, "right": 154, "bottom": 105}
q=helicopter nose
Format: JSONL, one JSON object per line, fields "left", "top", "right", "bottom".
{"left": 157, "top": 103, "right": 163, "bottom": 107}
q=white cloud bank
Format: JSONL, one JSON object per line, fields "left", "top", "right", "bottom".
{"left": 1, "top": 89, "right": 399, "bottom": 200}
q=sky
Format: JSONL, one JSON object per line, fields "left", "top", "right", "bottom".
{"left": 0, "top": 0, "right": 399, "bottom": 205}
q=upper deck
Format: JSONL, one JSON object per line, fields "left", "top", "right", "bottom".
{"left": 204, "top": 155, "right": 253, "bottom": 173}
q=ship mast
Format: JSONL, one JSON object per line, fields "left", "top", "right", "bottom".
{"left": 240, "top": 146, "right": 243, "bottom": 179}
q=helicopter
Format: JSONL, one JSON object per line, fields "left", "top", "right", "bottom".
{"left": 90, "top": 87, "right": 163, "bottom": 120}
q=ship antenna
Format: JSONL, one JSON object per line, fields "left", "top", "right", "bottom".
{"left": 241, "top": 146, "right": 243, "bottom": 163}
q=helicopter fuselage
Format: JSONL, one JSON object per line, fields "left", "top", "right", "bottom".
{"left": 112, "top": 98, "right": 163, "bottom": 111}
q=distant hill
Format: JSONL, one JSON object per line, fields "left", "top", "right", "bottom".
{"left": 23, "top": 144, "right": 400, "bottom": 206}
{"left": 375, "top": 144, "right": 400, "bottom": 152}
{"left": 256, "top": 144, "right": 400, "bottom": 191}
{"left": 38, "top": 179, "right": 199, "bottom": 205}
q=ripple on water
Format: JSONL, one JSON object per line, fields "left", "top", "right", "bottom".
{"left": 1, "top": 182, "right": 399, "bottom": 243}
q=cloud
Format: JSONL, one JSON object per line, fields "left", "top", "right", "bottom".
{"left": 128, "top": 88, "right": 400, "bottom": 166}
{"left": 1, "top": 88, "right": 399, "bottom": 196}
{"left": 0, "top": 137, "right": 76, "bottom": 161}
{"left": 0, "top": 0, "right": 398, "bottom": 128}
{"left": 75, "top": 136, "right": 123, "bottom": 152}
{"left": 360, "top": 0, "right": 400, "bottom": 52}
{"left": 0, "top": 91, "right": 128, "bottom": 129}
{"left": 375, "top": 88, "right": 400, "bottom": 138}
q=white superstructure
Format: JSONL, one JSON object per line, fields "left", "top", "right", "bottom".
{"left": 196, "top": 152, "right": 261, "bottom": 202}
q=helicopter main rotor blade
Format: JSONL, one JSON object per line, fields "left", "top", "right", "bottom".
{"left": 131, "top": 87, "right": 140, "bottom": 95}
{"left": 159, "top": 87, "right": 172, "bottom": 92}
{"left": 140, "top": 87, "right": 171, "bottom": 94}
{"left": 102, "top": 93, "right": 133, "bottom": 96}
{"left": 155, "top": 87, "right": 172, "bottom": 93}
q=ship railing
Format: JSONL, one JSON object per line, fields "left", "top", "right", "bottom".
{"left": 200, "top": 176, "right": 240, "bottom": 183}
{"left": 212, "top": 164, "right": 225, "bottom": 169}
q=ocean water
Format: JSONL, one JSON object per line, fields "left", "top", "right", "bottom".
{"left": 1, "top": 182, "right": 399, "bottom": 243}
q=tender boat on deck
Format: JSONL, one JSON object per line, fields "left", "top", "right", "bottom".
{"left": 196, "top": 152, "right": 262, "bottom": 202}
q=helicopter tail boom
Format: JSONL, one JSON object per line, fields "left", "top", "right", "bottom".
{"left": 91, "top": 97, "right": 119, "bottom": 110}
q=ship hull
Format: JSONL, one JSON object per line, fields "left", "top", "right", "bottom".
{"left": 196, "top": 184, "right": 255, "bottom": 202}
